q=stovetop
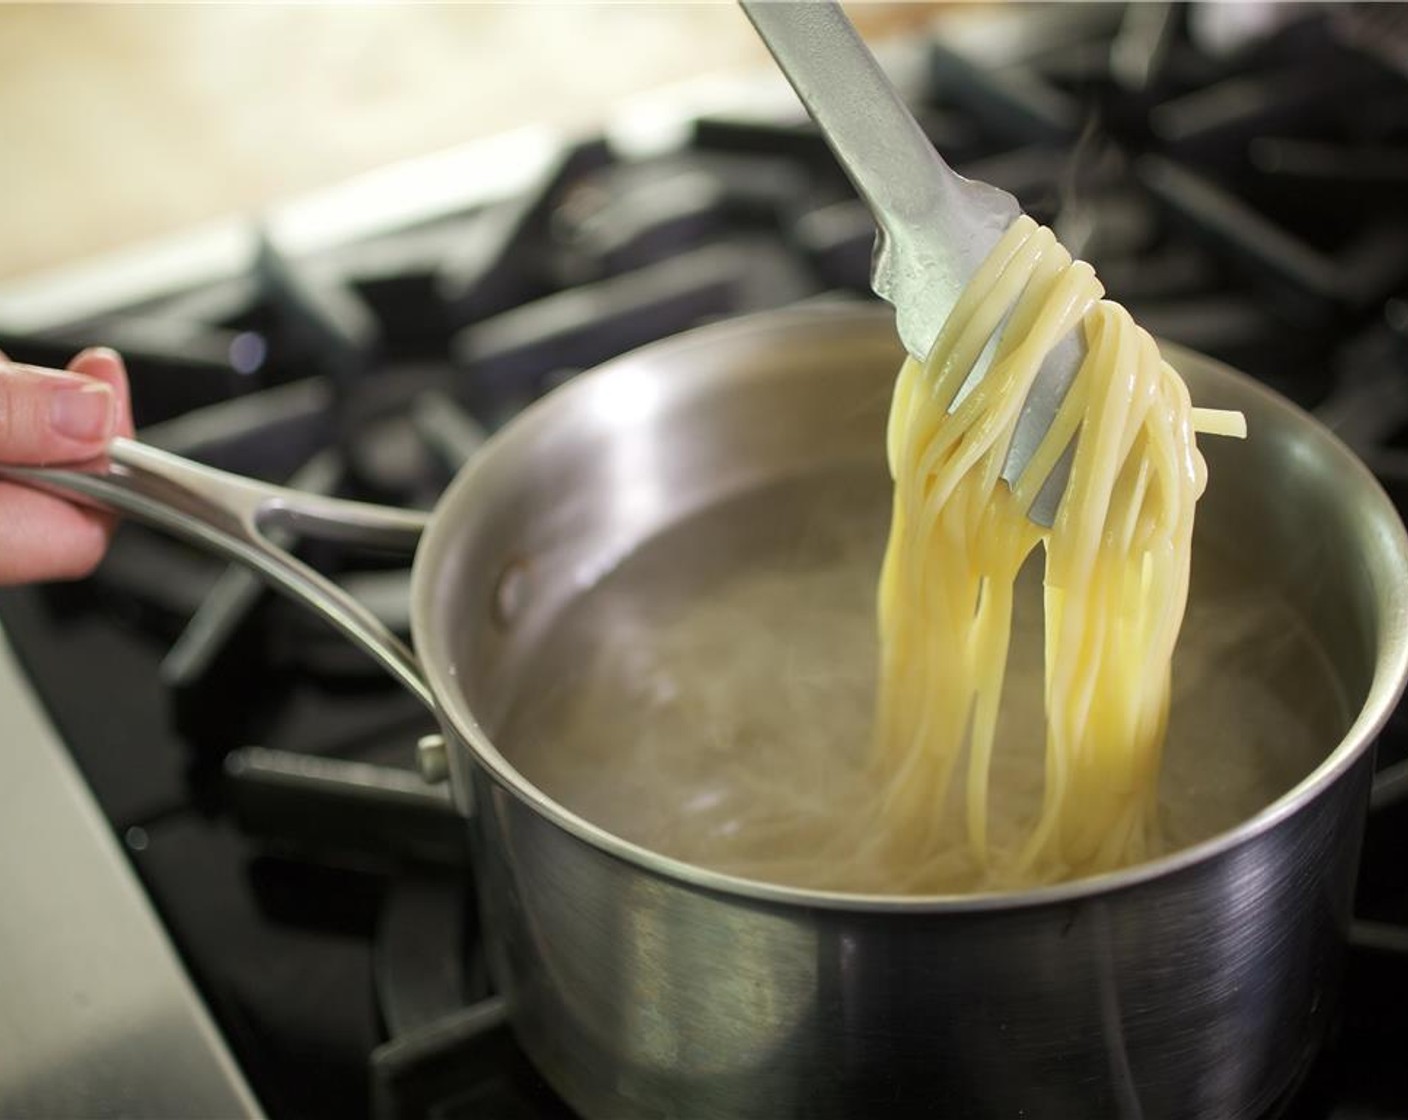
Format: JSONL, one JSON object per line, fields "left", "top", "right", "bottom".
{"left": 1, "top": 4, "right": 1407, "bottom": 1118}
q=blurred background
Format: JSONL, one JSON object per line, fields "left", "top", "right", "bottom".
{"left": 0, "top": 1, "right": 940, "bottom": 284}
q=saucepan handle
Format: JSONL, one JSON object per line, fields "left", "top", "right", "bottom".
{"left": 2, "top": 436, "right": 436, "bottom": 710}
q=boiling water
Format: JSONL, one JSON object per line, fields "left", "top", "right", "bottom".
{"left": 499, "top": 466, "right": 1348, "bottom": 895}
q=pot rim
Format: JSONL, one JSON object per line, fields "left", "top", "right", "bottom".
{"left": 411, "top": 304, "right": 1408, "bottom": 913}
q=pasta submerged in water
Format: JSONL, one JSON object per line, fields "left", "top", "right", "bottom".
{"left": 873, "top": 214, "right": 1244, "bottom": 887}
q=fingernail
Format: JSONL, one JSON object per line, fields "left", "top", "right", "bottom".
{"left": 75, "top": 346, "right": 121, "bottom": 365}
{"left": 50, "top": 382, "right": 115, "bottom": 442}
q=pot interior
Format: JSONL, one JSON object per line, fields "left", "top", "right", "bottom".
{"left": 417, "top": 306, "right": 1406, "bottom": 896}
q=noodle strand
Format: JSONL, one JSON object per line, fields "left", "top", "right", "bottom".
{"left": 873, "top": 215, "right": 1241, "bottom": 888}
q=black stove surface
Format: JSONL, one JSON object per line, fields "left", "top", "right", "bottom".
{"left": 3, "top": 4, "right": 1408, "bottom": 1118}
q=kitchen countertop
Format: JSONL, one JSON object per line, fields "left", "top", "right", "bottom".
{"left": 0, "top": 2, "right": 944, "bottom": 286}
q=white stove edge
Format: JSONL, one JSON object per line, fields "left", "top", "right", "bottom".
{"left": 0, "top": 621, "right": 264, "bottom": 1118}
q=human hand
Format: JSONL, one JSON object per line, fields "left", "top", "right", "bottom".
{"left": 0, "top": 348, "right": 134, "bottom": 584}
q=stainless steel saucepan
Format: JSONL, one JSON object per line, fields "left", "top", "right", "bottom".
{"left": 11, "top": 305, "right": 1408, "bottom": 1118}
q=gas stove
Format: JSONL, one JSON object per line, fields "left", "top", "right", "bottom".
{"left": 1, "top": 4, "right": 1407, "bottom": 1118}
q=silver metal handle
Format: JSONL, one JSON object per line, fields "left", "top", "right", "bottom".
{"left": 3, "top": 436, "right": 435, "bottom": 709}
{"left": 742, "top": 1, "right": 946, "bottom": 225}
{"left": 740, "top": 0, "right": 1021, "bottom": 361}
{"left": 741, "top": 1, "right": 1081, "bottom": 527}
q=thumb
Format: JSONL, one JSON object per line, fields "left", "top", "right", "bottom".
{"left": 0, "top": 357, "right": 116, "bottom": 465}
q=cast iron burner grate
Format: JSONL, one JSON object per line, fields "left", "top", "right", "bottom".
{"left": 0, "top": 4, "right": 1406, "bottom": 1117}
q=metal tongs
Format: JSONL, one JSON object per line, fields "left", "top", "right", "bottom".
{"left": 741, "top": 0, "right": 1082, "bottom": 526}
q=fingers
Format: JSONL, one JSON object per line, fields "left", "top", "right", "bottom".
{"left": 60, "top": 349, "right": 131, "bottom": 544}
{"left": 0, "top": 351, "right": 118, "bottom": 465}
{"left": 0, "top": 347, "right": 134, "bottom": 585}
{"left": 0, "top": 481, "right": 113, "bottom": 584}
{"left": 65, "top": 347, "right": 135, "bottom": 440}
